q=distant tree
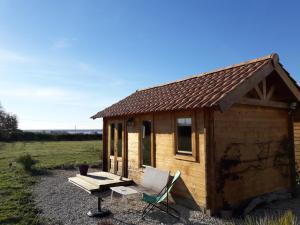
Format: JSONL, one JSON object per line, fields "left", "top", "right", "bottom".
{"left": 0, "top": 103, "right": 18, "bottom": 139}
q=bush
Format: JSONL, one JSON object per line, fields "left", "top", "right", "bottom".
{"left": 16, "top": 154, "right": 38, "bottom": 171}
{"left": 232, "top": 211, "right": 298, "bottom": 225}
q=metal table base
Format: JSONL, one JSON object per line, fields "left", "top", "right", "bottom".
{"left": 87, "top": 193, "right": 111, "bottom": 217}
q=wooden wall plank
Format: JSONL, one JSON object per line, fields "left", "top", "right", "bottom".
{"left": 294, "top": 122, "right": 300, "bottom": 167}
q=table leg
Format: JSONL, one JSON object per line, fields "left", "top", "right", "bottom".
{"left": 87, "top": 193, "right": 111, "bottom": 218}
{"left": 125, "top": 196, "right": 128, "bottom": 208}
{"left": 120, "top": 195, "right": 128, "bottom": 208}
{"left": 98, "top": 197, "right": 101, "bottom": 211}
{"left": 110, "top": 191, "right": 114, "bottom": 204}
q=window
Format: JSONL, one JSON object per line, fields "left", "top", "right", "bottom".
{"left": 141, "top": 121, "right": 151, "bottom": 166}
{"left": 117, "top": 123, "right": 122, "bottom": 157}
{"left": 176, "top": 117, "right": 192, "bottom": 154}
{"left": 110, "top": 124, "right": 115, "bottom": 156}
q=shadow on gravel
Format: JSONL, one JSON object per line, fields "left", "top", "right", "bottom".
{"left": 110, "top": 207, "right": 210, "bottom": 225}
{"left": 30, "top": 168, "right": 53, "bottom": 177}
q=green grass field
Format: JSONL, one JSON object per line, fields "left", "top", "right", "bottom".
{"left": 0, "top": 141, "right": 102, "bottom": 225}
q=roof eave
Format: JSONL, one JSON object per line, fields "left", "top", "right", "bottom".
{"left": 90, "top": 112, "right": 103, "bottom": 120}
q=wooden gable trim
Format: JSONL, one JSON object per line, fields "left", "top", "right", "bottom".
{"left": 219, "top": 60, "right": 274, "bottom": 112}
{"left": 254, "top": 85, "right": 263, "bottom": 99}
{"left": 266, "top": 85, "right": 276, "bottom": 100}
{"left": 254, "top": 78, "right": 276, "bottom": 101}
{"left": 262, "top": 78, "right": 267, "bottom": 99}
{"left": 240, "top": 98, "right": 289, "bottom": 109}
{"left": 238, "top": 75, "right": 290, "bottom": 109}
{"left": 274, "top": 64, "right": 300, "bottom": 101}
{"left": 219, "top": 54, "right": 300, "bottom": 112}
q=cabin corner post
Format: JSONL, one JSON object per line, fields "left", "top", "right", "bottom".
{"left": 124, "top": 118, "right": 128, "bottom": 178}
{"left": 288, "top": 110, "right": 297, "bottom": 194}
{"left": 204, "top": 108, "right": 217, "bottom": 215}
{"left": 151, "top": 112, "right": 156, "bottom": 168}
{"left": 102, "top": 117, "right": 108, "bottom": 172}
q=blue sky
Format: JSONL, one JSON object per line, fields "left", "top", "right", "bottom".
{"left": 0, "top": 0, "right": 300, "bottom": 129}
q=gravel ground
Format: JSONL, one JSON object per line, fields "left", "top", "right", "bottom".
{"left": 32, "top": 170, "right": 300, "bottom": 225}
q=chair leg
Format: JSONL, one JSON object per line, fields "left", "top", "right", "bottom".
{"left": 141, "top": 203, "right": 154, "bottom": 219}
{"left": 142, "top": 204, "right": 150, "bottom": 214}
{"left": 110, "top": 191, "right": 114, "bottom": 204}
{"left": 161, "top": 202, "right": 180, "bottom": 217}
{"left": 169, "top": 205, "right": 180, "bottom": 216}
{"left": 152, "top": 204, "right": 180, "bottom": 219}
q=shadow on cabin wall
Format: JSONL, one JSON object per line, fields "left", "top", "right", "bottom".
{"left": 171, "top": 176, "right": 201, "bottom": 211}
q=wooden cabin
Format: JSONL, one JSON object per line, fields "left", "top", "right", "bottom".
{"left": 92, "top": 53, "right": 300, "bottom": 215}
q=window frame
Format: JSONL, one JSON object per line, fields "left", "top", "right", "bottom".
{"left": 117, "top": 123, "right": 123, "bottom": 157}
{"left": 174, "top": 111, "right": 197, "bottom": 161}
{"left": 109, "top": 123, "right": 115, "bottom": 156}
{"left": 176, "top": 117, "right": 193, "bottom": 154}
{"left": 140, "top": 119, "right": 152, "bottom": 167}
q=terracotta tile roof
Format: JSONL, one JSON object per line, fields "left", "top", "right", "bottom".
{"left": 92, "top": 54, "right": 277, "bottom": 118}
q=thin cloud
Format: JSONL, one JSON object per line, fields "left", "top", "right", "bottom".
{"left": 78, "top": 62, "right": 93, "bottom": 72}
{"left": 53, "top": 37, "right": 76, "bottom": 49}
{"left": 0, "top": 86, "right": 80, "bottom": 102}
{"left": 0, "top": 49, "right": 34, "bottom": 64}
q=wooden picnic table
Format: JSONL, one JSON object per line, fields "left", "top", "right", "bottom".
{"left": 68, "top": 171, "right": 133, "bottom": 217}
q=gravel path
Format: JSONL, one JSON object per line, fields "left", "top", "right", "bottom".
{"left": 32, "top": 170, "right": 300, "bottom": 225}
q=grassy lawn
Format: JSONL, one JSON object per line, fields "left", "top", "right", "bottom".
{"left": 0, "top": 141, "right": 102, "bottom": 225}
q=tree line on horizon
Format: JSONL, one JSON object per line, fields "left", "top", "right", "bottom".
{"left": 0, "top": 103, "right": 18, "bottom": 140}
{"left": 0, "top": 103, "right": 102, "bottom": 142}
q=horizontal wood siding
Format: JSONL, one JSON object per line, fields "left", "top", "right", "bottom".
{"left": 213, "top": 105, "right": 291, "bottom": 210}
{"left": 294, "top": 122, "right": 300, "bottom": 168}
{"left": 127, "top": 110, "right": 207, "bottom": 208}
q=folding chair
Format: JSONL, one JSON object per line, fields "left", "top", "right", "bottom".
{"left": 141, "top": 170, "right": 181, "bottom": 219}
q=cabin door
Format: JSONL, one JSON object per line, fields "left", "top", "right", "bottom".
{"left": 108, "top": 121, "right": 125, "bottom": 176}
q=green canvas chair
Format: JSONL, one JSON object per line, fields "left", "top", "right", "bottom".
{"left": 141, "top": 170, "right": 181, "bottom": 219}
